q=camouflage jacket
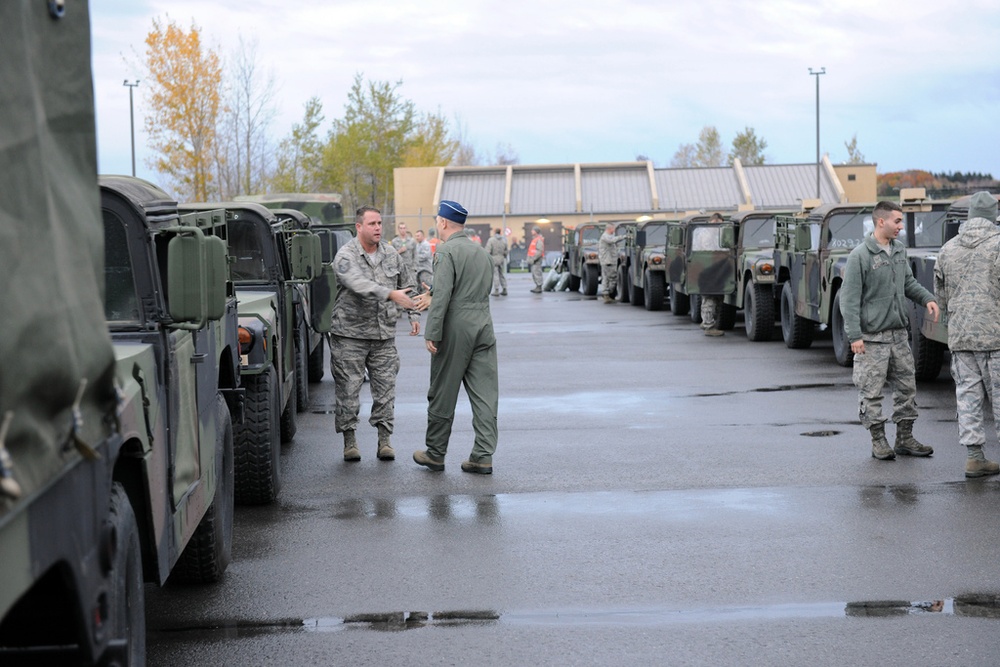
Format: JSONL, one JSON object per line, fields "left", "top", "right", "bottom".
{"left": 484, "top": 234, "right": 508, "bottom": 266}
{"left": 841, "top": 234, "right": 934, "bottom": 342}
{"left": 390, "top": 235, "right": 417, "bottom": 269}
{"left": 934, "top": 217, "right": 1000, "bottom": 351}
{"left": 331, "top": 237, "right": 417, "bottom": 340}
{"left": 598, "top": 232, "right": 625, "bottom": 264}
{"left": 415, "top": 239, "right": 433, "bottom": 273}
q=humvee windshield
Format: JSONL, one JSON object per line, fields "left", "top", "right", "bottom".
{"left": 581, "top": 227, "right": 602, "bottom": 244}
{"left": 826, "top": 211, "right": 869, "bottom": 249}
{"left": 643, "top": 223, "right": 666, "bottom": 246}
{"left": 103, "top": 211, "right": 140, "bottom": 322}
{"left": 741, "top": 216, "right": 776, "bottom": 248}
{"left": 228, "top": 219, "right": 269, "bottom": 281}
{"left": 910, "top": 210, "right": 948, "bottom": 248}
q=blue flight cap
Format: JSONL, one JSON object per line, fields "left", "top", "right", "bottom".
{"left": 437, "top": 200, "right": 468, "bottom": 224}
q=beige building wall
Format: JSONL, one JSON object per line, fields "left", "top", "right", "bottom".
{"left": 393, "top": 166, "right": 441, "bottom": 234}
{"left": 833, "top": 164, "right": 877, "bottom": 203}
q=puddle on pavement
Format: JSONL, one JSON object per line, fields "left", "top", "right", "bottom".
{"left": 148, "top": 595, "right": 1000, "bottom": 639}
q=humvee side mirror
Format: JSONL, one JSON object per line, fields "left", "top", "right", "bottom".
{"left": 668, "top": 227, "right": 684, "bottom": 246}
{"left": 795, "top": 225, "right": 812, "bottom": 252}
{"left": 635, "top": 231, "right": 646, "bottom": 246}
{"left": 290, "top": 233, "right": 321, "bottom": 280}
{"left": 720, "top": 226, "right": 735, "bottom": 249}
{"left": 167, "top": 231, "right": 209, "bottom": 328}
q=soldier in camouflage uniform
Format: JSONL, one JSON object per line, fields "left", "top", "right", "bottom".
{"left": 841, "top": 201, "right": 940, "bottom": 461}
{"left": 391, "top": 221, "right": 417, "bottom": 275}
{"left": 934, "top": 191, "right": 1000, "bottom": 478}
{"left": 598, "top": 223, "right": 626, "bottom": 303}
{"left": 528, "top": 226, "right": 545, "bottom": 293}
{"left": 331, "top": 206, "right": 419, "bottom": 462}
{"left": 413, "top": 200, "right": 499, "bottom": 474}
{"left": 484, "top": 228, "right": 509, "bottom": 296}
{"left": 414, "top": 229, "right": 434, "bottom": 292}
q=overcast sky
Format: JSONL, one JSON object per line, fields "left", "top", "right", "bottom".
{"left": 91, "top": 0, "right": 1000, "bottom": 186}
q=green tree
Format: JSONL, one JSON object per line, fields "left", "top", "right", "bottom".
{"left": 728, "top": 126, "right": 767, "bottom": 166}
{"left": 143, "top": 18, "right": 223, "bottom": 201}
{"left": 271, "top": 97, "right": 326, "bottom": 192}
{"left": 403, "top": 110, "right": 459, "bottom": 167}
{"left": 844, "top": 134, "right": 866, "bottom": 165}
{"left": 671, "top": 126, "right": 724, "bottom": 168}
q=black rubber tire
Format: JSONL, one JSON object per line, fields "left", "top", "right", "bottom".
{"left": 235, "top": 366, "right": 282, "bottom": 505}
{"left": 670, "top": 284, "right": 690, "bottom": 316}
{"left": 569, "top": 273, "right": 581, "bottom": 291}
{"left": 630, "top": 271, "right": 644, "bottom": 306}
{"left": 582, "top": 263, "right": 600, "bottom": 296}
{"left": 745, "top": 282, "right": 774, "bottom": 342}
{"left": 690, "top": 295, "right": 703, "bottom": 324}
{"left": 616, "top": 265, "right": 630, "bottom": 303}
{"left": 295, "top": 323, "right": 309, "bottom": 412}
{"left": 831, "top": 291, "right": 854, "bottom": 367}
{"left": 280, "top": 372, "right": 297, "bottom": 443}
{"left": 780, "top": 282, "right": 814, "bottom": 349}
{"left": 172, "top": 394, "right": 234, "bottom": 584}
{"left": 912, "top": 316, "right": 945, "bottom": 381}
{"left": 108, "top": 482, "right": 146, "bottom": 665}
{"left": 308, "top": 335, "right": 325, "bottom": 383}
{"left": 643, "top": 270, "right": 665, "bottom": 311}
{"left": 719, "top": 303, "right": 737, "bottom": 330}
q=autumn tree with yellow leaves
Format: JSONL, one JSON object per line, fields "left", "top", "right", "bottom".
{"left": 143, "top": 18, "right": 222, "bottom": 201}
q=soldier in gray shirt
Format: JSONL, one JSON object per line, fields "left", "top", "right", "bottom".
{"left": 390, "top": 221, "right": 417, "bottom": 274}
{"left": 331, "top": 206, "right": 419, "bottom": 462}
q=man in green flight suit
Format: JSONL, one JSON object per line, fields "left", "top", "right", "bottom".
{"left": 413, "top": 200, "right": 499, "bottom": 474}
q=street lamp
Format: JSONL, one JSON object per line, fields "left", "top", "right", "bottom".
{"left": 808, "top": 67, "right": 825, "bottom": 200}
{"left": 123, "top": 80, "right": 139, "bottom": 177}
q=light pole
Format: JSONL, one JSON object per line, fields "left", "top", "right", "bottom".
{"left": 123, "top": 80, "right": 139, "bottom": 177}
{"left": 808, "top": 67, "right": 825, "bottom": 200}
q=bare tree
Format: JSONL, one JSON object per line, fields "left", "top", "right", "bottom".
{"left": 844, "top": 134, "right": 866, "bottom": 165}
{"left": 493, "top": 142, "right": 520, "bottom": 166}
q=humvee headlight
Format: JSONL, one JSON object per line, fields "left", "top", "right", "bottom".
{"left": 650, "top": 256, "right": 663, "bottom": 265}
{"left": 757, "top": 261, "right": 774, "bottom": 275}
{"left": 238, "top": 326, "right": 255, "bottom": 355}
{"left": 587, "top": 252, "right": 598, "bottom": 260}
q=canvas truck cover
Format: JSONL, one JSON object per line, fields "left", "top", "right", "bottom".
{"left": 0, "top": 0, "right": 117, "bottom": 511}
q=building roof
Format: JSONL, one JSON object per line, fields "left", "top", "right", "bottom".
{"left": 654, "top": 167, "right": 741, "bottom": 212}
{"left": 743, "top": 163, "right": 839, "bottom": 210}
{"left": 510, "top": 168, "right": 576, "bottom": 216}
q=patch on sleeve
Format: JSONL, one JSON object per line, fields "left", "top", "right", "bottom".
{"left": 337, "top": 257, "right": 351, "bottom": 274}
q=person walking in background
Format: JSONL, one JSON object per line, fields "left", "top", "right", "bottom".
{"left": 330, "top": 206, "right": 419, "bottom": 462}
{"left": 414, "top": 228, "right": 434, "bottom": 292}
{"left": 412, "top": 200, "right": 499, "bottom": 475}
{"left": 934, "top": 191, "right": 1000, "bottom": 478}
{"left": 528, "top": 226, "right": 545, "bottom": 293}
{"left": 696, "top": 213, "right": 726, "bottom": 335}
{"left": 391, "top": 221, "right": 417, "bottom": 275}
{"left": 598, "top": 222, "right": 626, "bottom": 304}
{"left": 840, "top": 200, "right": 939, "bottom": 461}
{"left": 485, "top": 227, "right": 509, "bottom": 296}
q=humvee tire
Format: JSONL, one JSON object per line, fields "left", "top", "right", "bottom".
{"left": 582, "top": 263, "right": 600, "bottom": 296}
{"left": 780, "top": 283, "right": 814, "bottom": 349}
{"left": 643, "top": 269, "right": 665, "bottom": 311}
{"left": 108, "top": 483, "right": 146, "bottom": 665}
{"left": 911, "top": 317, "right": 945, "bottom": 381}
{"left": 831, "top": 292, "right": 854, "bottom": 367}
{"left": 616, "top": 265, "right": 630, "bottom": 303}
{"left": 172, "top": 394, "right": 234, "bottom": 584}
{"left": 569, "top": 273, "right": 581, "bottom": 292}
{"left": 630, "top": 275, "right": 644, "bottom": 306}
{"left": 745, "top": 283, "right": 774, "bottom": 342}
{"left": 308, "top": 337, "right": 325, "bottom": 383}
{"left": 690, "top": 295, "right": 702, "bottom": 324}
{"left": 235, "top": 366, "right": 282, "bottom": 505}
{"left": 719, "top": 303, "right": 737, "bottom": 330}
{"left": 670, "top": 284, "right": 689, "bottom": 316}
{"left": 280, "top": 375, "right": 298, "bottom": 443}
{"left": 295, "top": 324, "right": 309, "bottom": 412}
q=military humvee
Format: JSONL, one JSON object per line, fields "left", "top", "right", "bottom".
{"left": 665, "top": 214, "right": 710, "bottom": 316}
{"left": 625, "top": 219, "right": 669, "bottom": 310}
{"left": 180, "top": 203, "right": 331, "bottom": 505}
{"left": 672, "top": 214, "right": 740, "bottom": 329}
{"left": 235, "top": 192, "right": 348, "bottom": 229}
{"left": 773, "top": 203, "right": 875, "bottom": 366}
{"left": 562, "top": 223, "right": 604, "bottom": 295}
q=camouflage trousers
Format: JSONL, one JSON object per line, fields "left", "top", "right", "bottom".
{"left": 329, "top": 334, "right": 400, "bottom": 434}
{"left": 601, "top": 263, "right": 617, "bottom": 297}
{"left": 491, "top": 262, "right": 507, "bottom": 293}
{"left": 701, "top": 295, "right": 721, "bottom": 328}
{"left": 950, "top": 350, "right": 1000, "bottom": 446}
{"left": 530, "top": 259, "right": 543, "bottom": 288}
{"left": 851, "top": 328, "right": 918, "bottom": 429}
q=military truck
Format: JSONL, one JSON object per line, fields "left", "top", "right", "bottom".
{"left": 235, "top": 192, "right": 348, "bottom": 229}
{"left": 623, "top": 219, "right": 669, "bottom": 310}
{"left": 665, "top": 214, "right": 708, "bottom": 316}
{"left": 673, "top": 215, "right": 740, "bottom": 330}
{"left": 773, "top": 203, "right": 875, "bottom": 366}
{"left": 562, "top": 223, "right": 604, "bottom": 295}
{"left": 1, "top": 3, "right": 225, "bottom": 662}
{"left": 181, "top": 202, "right": 330, "bottom": 505}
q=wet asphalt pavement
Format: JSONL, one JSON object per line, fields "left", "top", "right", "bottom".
{"left": 147, "top": 272, "right": 1000, "bottom": 666}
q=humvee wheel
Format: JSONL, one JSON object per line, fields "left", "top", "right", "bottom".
{"left": 308, "top": 336, "right": 325, "bottom": 383}
{"left": 280, "top": 374, "right": 297, "bottom": 443}
{"left": 295, "top": 323, "right": 309, "bottom": 411}
{"left": 235, "top": 366, "right": 282, "bottom": 504}
{"left": 568, "top": 273, "right": 581, "bottom": 292}
{"left": 630, "top": 273, "right": 644, "bottom": 306}
{"left": 643, "top": 270, "right": 665, "bottom": 311}
{"left": 831, "top": 291, "right": 854, "bottom": 367}
{"left": 911, "top": 315, "right": 945, "bottom": 381}
{"left": 173, "top": 394, "right": 234, "bottom": 583}
{"left": 690, "top": 295, "right": 702, "bottom": 324}
{"left": 745, "top": 282, "right": 774, "bottom": 342}
{"left": 780, "top": 282, "right": 814, "bottom": 349}
{"left": 669, "top": 284, "right": 689, "bottom": 316}
{"left": 719, "top": 303, "right": 737, "bottom": 330}
{"left": 582, "top": 263, "right": 600, "bottom": 296}
{"left": 108, "top": 483, "right": 146, "bottom": 664}
{"left": 616, "top": 265, "right": 630, "bottom": 303}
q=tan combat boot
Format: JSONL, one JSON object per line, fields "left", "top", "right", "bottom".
{"left": 343, "top": 430, "right": 360, "bottom": 462}
{"left": 376, "top": 426, "right": 395, "bottom": 461}
{"left": 603, "top": 293, "right": 614, "bottom": 304}
{"left": 965, "top": 445, "right": 1000, "bottom": 478}
{"left": 870, "top": 423, "right": 895, "bottom": 460}
{"left": 893, "top": 419, "right": 933, "bottom": 457}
